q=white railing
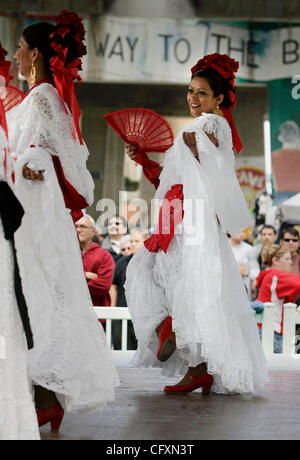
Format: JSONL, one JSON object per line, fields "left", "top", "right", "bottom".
{"left": 256, "top": 302, "right": 300, "bottom": 355}
{"left": 94, "top": 307, "right": 135, "bottom": 366}
{"left": 95, "top": 303, "right": 300, "bottom": 359}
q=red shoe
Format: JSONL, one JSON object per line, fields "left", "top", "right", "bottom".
{"left": 164, "top": 372, "right": 213, "bottom": 395}
{"left": 36, "top": 403, "right": 64, "bottom": 432}
{"left": 156, "top": 316, "right": 176, "bottom": 362}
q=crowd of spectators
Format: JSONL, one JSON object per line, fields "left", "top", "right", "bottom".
{"left": 75, "top": 209, "right": 300, "bottom": 354}
{"left": 230, "top": 221, "right": 300, "bottom": 353}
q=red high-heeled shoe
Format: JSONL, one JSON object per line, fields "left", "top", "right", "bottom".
{"left": 164, "top": 372, "right": 213, "bottom": 395}
{"left": 156, "top": 316, "right": 176, "bottom": 362}
{"left": 36, "top": 403, "right": 64, "bottom": 432}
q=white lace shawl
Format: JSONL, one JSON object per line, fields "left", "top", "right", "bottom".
{"left": 6, "top": 83, "right": 94, "bottom": 205}
{"left": 156, "top": 113, "right": 252, "bottom": 237}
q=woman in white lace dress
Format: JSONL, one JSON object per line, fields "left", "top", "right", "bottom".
{"left": 6, "top": 12, "right": 119, "bottom": 430}
{"left": 0, "top": 88, "right": 39, "bottom": 439}
{"left": 125, "top": 54, "right": 268, "bottom": 395}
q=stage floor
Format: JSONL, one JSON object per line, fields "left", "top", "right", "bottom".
{"left": 40, "top": 359, "right": 300, "bottom": 441}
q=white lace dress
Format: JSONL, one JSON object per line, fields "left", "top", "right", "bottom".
{"left": 125, "top": 114, "right": 268, "bottom": 394}
{"left": 0, "top": 126, "right": 40, "bottom": 440}
{"left": 6, "top": 83, "right": 119, "bottom": 413}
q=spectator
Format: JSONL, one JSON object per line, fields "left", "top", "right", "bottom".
{"left": 92, "top": 224, "right": 106, "bottom": 246}
{"left": 110, "top": 229, "right": 149, "bottom": 350}
{"left": 279, "top": 226, "right": 300, "bottom": 275}
{"left": 76, "top": 214, "right": 115, "bottom": 327}
{"left": 252, "top": 225, "right": 278, "bottom": 270}
{"left": 101, "top": 214, "right": 128, "bottom": 263}
{"left": 120, "top": 235, "right": 132, "bottom": 257}
{"left": 230, "top": 230, "right": 260, "bottom": 299}
{"left": 256, "top": 245, "right": 300, "bottom": 353}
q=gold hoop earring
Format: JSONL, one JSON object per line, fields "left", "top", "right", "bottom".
{"left": 30, "top": 63, "right": 36, "bottom": 86}
{"left": 213, "top": 105, "right": 223, "bottom": 116}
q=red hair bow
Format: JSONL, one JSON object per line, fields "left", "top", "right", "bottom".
{"left": 49, "top": 10, "right": 87, "bottom": 145}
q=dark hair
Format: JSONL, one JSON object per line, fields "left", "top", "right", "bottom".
{"left": 22, "top": 21, "right": 81, "bottom": 73}
{"left": 260, "top": 225, "right": 276, "bottom": 235}
{"left": 191, "top": 67, "right": 233, "bottom": 108}
{"left": 280, "top": 226, "right": 300, "bottom": 240}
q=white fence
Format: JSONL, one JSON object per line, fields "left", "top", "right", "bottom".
{"left": 94, "top": 303, "right": 300, "bottom": 365}
{"left": 94, "top": 307, "right": 135, "bottom": 366}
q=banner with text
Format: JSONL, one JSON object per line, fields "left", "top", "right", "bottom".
{"left": 85, "top": 16, "right": 300, "bottom": 83}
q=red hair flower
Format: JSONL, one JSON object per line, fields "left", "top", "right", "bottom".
{"left": 191, "top": 53, "right": 239, "bottom": 81}
{"left": 55, "top": 10, "right": 87, "bottom": 59}
{"left": 49, "top": 10, "right": 87, "bottom": 145}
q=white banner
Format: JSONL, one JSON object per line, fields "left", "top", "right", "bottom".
{"left": 85, "top": 16, "right": 300, "bottom": 83}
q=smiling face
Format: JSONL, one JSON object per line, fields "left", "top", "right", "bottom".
{"left": 187, "top": 76, "right": 224, "bottom": 118}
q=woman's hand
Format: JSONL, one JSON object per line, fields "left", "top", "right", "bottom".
{"left": 23, "top": 164, "right": 44, "bottom": 181}
{"left": 125, "top": 143, "right": 138, "bottom": 162}
{"left": 183, "top": 132, "right": 199, "bottom": 161}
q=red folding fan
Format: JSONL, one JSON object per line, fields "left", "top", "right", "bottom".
{"left": 104, "top": 108, "right": 174, "bottom": 163}
{"left": 0, "top": 85, "right": 25, "bottom": 112}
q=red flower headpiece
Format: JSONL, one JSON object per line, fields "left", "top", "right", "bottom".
{"left": 49, "top": 10, "right": 87, "bottom": 144}
{"left": 191, "top": 53, "right": 242, "bottom": 153}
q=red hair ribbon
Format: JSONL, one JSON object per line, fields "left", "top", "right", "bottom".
{"left": 221, "top": 107, "right": 243, "bottom": 154}
{"left": 49, "top": 10, "right": 86, "bottom": 145}
{"left": 191, "top": 53, "right": 243, "bottom": 153}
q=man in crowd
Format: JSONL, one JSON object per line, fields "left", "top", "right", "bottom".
{"left": 280, "top": 226, "right": 300, "bottom": 275}
{"left": 101, "top": 214, "right": 128, "bottom": 263}
{"left": 251, "top": 225, "right": 278, "bottom": 270}
{"left": 76, "top": 214, "right": 115, "bottom": 326}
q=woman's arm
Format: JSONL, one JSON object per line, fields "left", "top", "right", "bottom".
{"left": 22, "top": 164, "right": 44, "bottom": 181}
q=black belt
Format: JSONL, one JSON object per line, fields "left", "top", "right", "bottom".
{"left": 0, "top": 181, "right": 34, "bottom": 350}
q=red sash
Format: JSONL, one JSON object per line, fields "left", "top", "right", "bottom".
{"left": 144, "top": 184, "right": 184, "bottom": 254}
{"left": 52, "top": 155, "right": 88, "bottom": 222}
